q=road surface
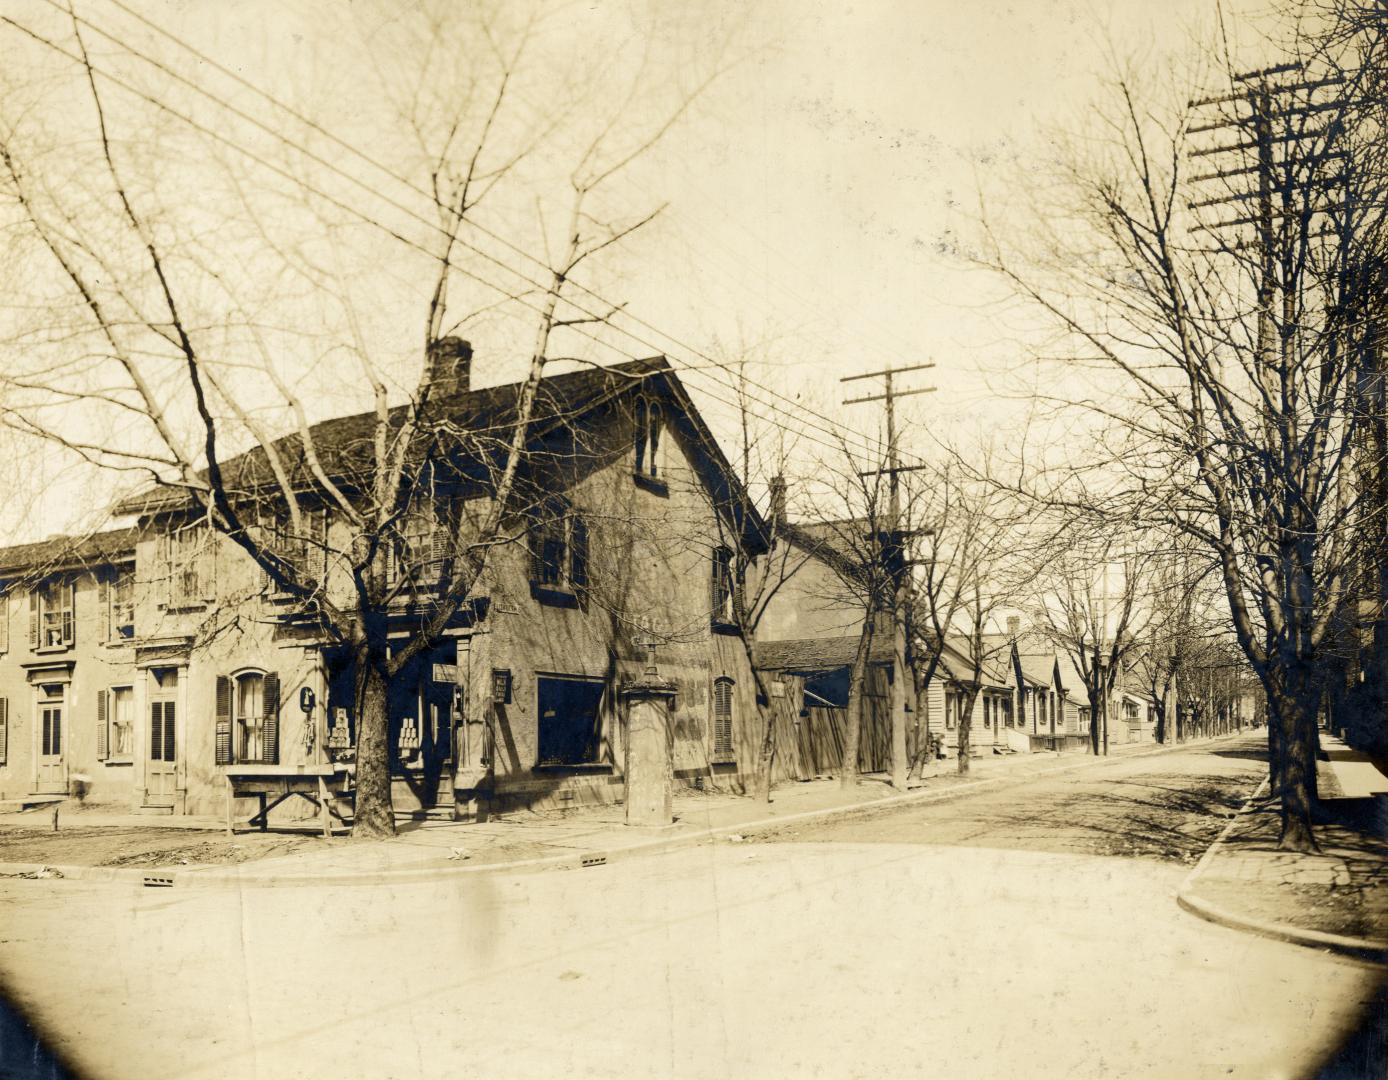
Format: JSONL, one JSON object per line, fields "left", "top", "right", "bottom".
{"left": 0, "top": 737, "right": 1380, "bottom": 1079}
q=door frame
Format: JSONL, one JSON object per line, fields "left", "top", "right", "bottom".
{"left": 31, "top": 680, "right": 68, "bottom": 795}
{"left": 142, "top": 665, "right": 185, "bottom": 809}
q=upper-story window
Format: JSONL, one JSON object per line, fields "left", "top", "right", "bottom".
{"left": 261, "top": 508, "right": 327, "bottom": 592}
{"left": 30, "top": 579, "right": 74, "bottom": 650}
{"left": 634, "top": 399, "right": 664, "bottom": 480}
{"left": 529, "top": 500, "right": 588, "bottom": 599}
{"left": 710, "top": 546, "right": 737, "bottom": 626}
{"left": 164, "top": 525, "right": 212, "bottom": 607}
{"left": 386, "top": 501, "right": 452, "bottom": 592}
{"left": 103, "top": 566, "right": 134, "bottom": 641}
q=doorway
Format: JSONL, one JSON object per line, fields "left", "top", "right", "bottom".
{"left": 34, "top": 683, "right": 65, "bottom": 794}
{"left": 145, "top": 668, "right": 179, "bottom": 807}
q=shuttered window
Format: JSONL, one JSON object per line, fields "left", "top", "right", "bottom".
{"left": 712, "top": 678, "right": 735, "bottom": 762}
{"left": 710, "top": 548, "right": 735, "bottom": 625}
{"left": 528, "top": 503, "right": 589, "bottom": 596}
{"left": 221, "top": 671, "right": 280, "bottom": 765}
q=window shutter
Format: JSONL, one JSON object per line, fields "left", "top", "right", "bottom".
{"left": 263, "top": 672, "right": 280, "bottom": 765}
{"left": 569, "top": 517, "right": 588, "bottom": 591}
{"left": 202, "top": 532, "right": 216, "bottom": 601}
{"left": 163, "top": 701, "right": 176, "bottom": 762}
{"left": 150, "top": 701, "right": 163, "bottom": 761}
{"left": 97, "top": 689, "right": 109, "bottom": 761}
{"left": 215, "top": 675, "right": 232, "bottom": 766}
{"left": 63, "top": 581, "right": 75, "bottom": 645}
{"left": 28, "top": 589, "right": 38, "bottom": 650}
{"left": 0, "top": 697, "right": 7, "bottom": 764}
{"left": 98, "top": 574, "right": 110, "bottom": 643}
{"left": 528, "top": 522, "right": 545, "bottom": 584}
{"left": 713, "top": 679, "right": 733, "bottom": 758}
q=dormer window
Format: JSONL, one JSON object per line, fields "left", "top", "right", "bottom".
{"left": 634, "top": 398, "right": 664, "bottom": 482}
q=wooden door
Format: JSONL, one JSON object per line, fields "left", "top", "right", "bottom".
{"left": 35, "top": 702, "right": 65, "bottom": 794}
{"left": 146, "top": 699, "right": 177, "bottom": 806}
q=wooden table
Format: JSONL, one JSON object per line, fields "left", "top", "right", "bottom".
{"left": 223, "top": 764, "right": 355, "bottom": 838}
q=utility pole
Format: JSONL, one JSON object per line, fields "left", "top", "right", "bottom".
{"left": 842, "top": 362, "right": 936, "bottom": 790}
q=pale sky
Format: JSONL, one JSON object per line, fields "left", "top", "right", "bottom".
{"left": 0, "top": 0, "right": 1249, "bottom": 541}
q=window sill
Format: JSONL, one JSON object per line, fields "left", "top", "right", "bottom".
{"left": 34, "top": 644, "right": 73, "bottom": 655}
{"left": 532, "top": 762, "right": 612, "bottom": 775}
{"left": 103, "top": 759, "right": 133, "bottom": 767}
{"left": 161, "top": 602, "right": 208, "bottom": 614}
{"left": 633, "top": 473, "right": 669, "bottom": 497}
{"left": 530, "top": 582, "right": 580, "bottom": 608}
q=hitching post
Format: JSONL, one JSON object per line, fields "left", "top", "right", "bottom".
{"left": 621, "top": 632, "right": 676, "bottom": 827}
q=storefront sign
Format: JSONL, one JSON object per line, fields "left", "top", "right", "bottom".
{"left": 491, "top": 668, "right": 512, "bottom": 705}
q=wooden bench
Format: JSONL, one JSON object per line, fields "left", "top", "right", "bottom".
{"left": 223, "top": 764, "right": 355, "bottom": 838}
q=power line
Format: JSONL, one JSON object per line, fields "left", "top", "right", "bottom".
{"left": 77, "top": 0, "right": 929, "bottom": 470}
{"left": 2, "top": 12, "right": 899, "bottom": 469}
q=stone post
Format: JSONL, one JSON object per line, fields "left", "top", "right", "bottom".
{"left": 620, "top": 672, "right": 676, "bottom": 827}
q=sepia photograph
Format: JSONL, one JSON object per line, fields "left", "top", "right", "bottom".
{"left": 0, "top": 0, "right": 1384, "bottom": 1076}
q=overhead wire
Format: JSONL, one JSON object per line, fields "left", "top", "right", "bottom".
{"left": 75, "top": 0, "right": 934, "bottom": 470}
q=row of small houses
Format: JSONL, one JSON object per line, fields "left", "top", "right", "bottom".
{"left": 0, "top": 353, "right": 1157, "bottom": 823}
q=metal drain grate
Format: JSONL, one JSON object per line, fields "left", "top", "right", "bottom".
{"left": 142, "top": 874, "right": 175, "bottom": 888}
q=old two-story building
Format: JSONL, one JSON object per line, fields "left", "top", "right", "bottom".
{"left": 0, "top": 529, "right": 143, "bottom": 808}
{"left": 2, "top": 352, "right": 771, "bottom": 822}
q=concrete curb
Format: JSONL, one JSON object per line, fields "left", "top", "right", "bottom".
{"left": 1176, "top": 778, "right": 1388, "bottom": 965}
{"left": 0, "top": 732, "right": 1248, "bottom": 890}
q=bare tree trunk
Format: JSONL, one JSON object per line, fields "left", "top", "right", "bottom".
{"left": 842, "top": 619, "right": 875, "bottom": 789}
{"left": 751, "top": 666, "right": 777, "bottom": 803}
{"left": 353, "top": 636, "right": 395, "bottom": 839}
{"left": 1271, "top": 670, "right": 1321, "bottom": 853}
{"left": 957, "top": 689, "right": 978, "bottom": 776}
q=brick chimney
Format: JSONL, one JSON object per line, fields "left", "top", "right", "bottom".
{"left": 423, "top": 337, "right": 472, "bottom": 398}
{"left": 768, "top": 475, "right": 786, "bottom": 531}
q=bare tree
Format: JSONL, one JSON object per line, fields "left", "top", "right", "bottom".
{"left": 913, "top": 454, "right": 1040, "bottom": 776}
{"left": 1028, "top": 524, "right": 1149, "bottom": 758}
{"left": 980, "top": 31, "right": 1387, "bottom": 848}
{"left": 0, "top": 3, "right": 726, "bottom": 836}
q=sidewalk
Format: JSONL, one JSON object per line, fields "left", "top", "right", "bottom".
{"left": 0, "top": 732, "right": 1240, "bottom": 887}
{"left": 1178, "top": 742, "right": 1388, "bottom": 962}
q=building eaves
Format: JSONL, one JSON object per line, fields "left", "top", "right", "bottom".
{"left": 753, "top": 634, "right": 895, "bottom": 673}
{"left": 0, "top": 525, "right": 143, "bottom": 577}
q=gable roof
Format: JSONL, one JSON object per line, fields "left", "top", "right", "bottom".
{"left": 753, "top": 634, "right": 896, "bottom": 673}
{"left": 0, "top": 525, "right": 142, "bottom": 577}
{"left": 114, "top": 357, "right": 770, "bottom": 552}
{"left": 777, "top": 518, "right": 873, "bottom": 585}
